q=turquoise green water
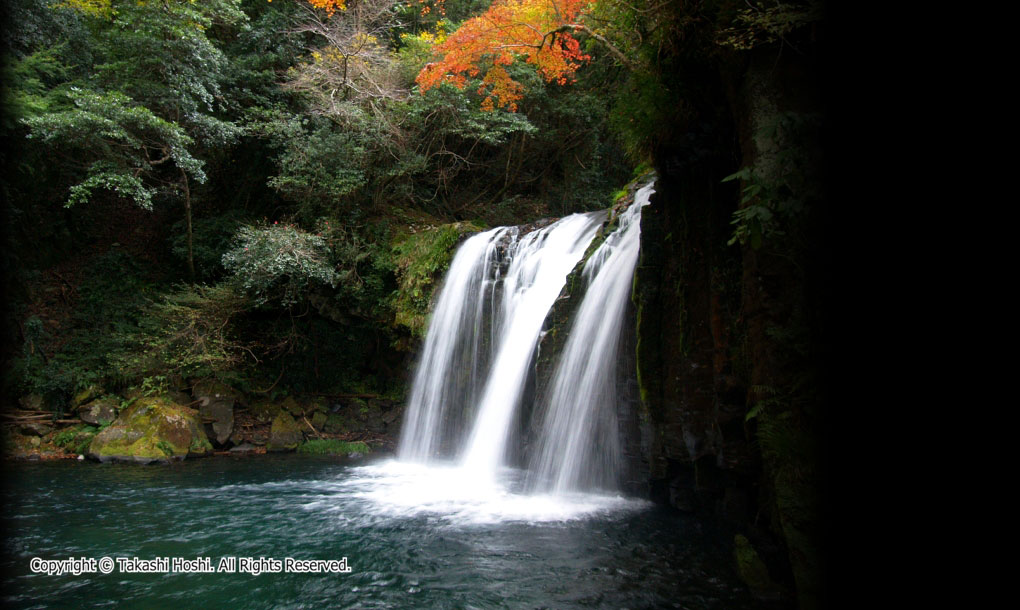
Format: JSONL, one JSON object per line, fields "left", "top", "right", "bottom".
{"left": 2, "top": 455, "right": 767, "bottom": 609}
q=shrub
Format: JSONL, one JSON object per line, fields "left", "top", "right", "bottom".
{"left": 222, "top": 223, "right": 339, "bottom": 307}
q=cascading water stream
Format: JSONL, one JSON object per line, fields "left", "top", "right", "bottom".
{"left": 396, "top": 182, "right": 653, "bottom": 500}
{"left": 396, "top": 227, "right": 507, "bottom": 462}
{"left": 459, "top": 212, "right": 603, "bottom": 478}
{"left": 527, "top": 183, "right": 654, "bottom": 493}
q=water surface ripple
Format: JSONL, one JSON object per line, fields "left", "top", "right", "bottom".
{"left": 2, "top": 456, "right": 766, "bottom": 609}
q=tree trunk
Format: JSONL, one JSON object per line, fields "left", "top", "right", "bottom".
{"left": 181, "top": 169, "right": 195, "bottom": 282}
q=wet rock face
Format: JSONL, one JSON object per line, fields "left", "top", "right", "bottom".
{"left": 192, "top": 380, "right": 237, "bottom": 446}
{"left": 86, "top": 397, "right": 213, "bottom": 464}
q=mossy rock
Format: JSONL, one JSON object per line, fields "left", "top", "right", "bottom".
{"left": 267, "top": 411, "right": 303, "bottom": 452}
{"left": 249, "top": 400, "right": 282, "bottom": 423}
{"left": 71, "top": 385, "right": 103, "bottom": 408}
{"left": 323, "top": 414, "right": 346, "bottom": 434}
{"left": 191, "top": 379, "right": 242, "bottom": 404}
{"left": 310, "top": 411, "right": 328, "bottom": 430}
{"left": 391, "top": 221, "right": 484, "bottom": 338}
{"left": 191, "top": 380, "right": 238, "bottom": 445}
{"left": 78, "top": 398, "right": 118, "bottom": 426}
{"left": 19, "top": 394, "right": 44, "bottom": 411}
{"left": 281, "top": 396, "right": 305, "bottom": 417}
{"left": 86, "top": 397, "right": 213, "bottom": 464}
{"left": 166, "top": 390, "right": 192, "bottom": 406}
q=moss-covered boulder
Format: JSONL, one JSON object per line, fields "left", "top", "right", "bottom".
{"left": 267, "top": 412, "right": 303, "bottom": 452}
{"left": 71, "top": 385, "right": 103, "bottom": 408}
{"left": 87, "top": 397, "right": 213, "bottom": 464}
{"left": 78, "top": 398, "right": 118, "bottom": 426}
{"left": 18, "top": 421, "right": 53, "bottom": 436}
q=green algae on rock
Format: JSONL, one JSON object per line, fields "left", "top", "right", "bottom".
{"left": 86, "top": 397, "right": 213, "bottom": 464}
{"left": 267, "top": 411, "right": 303, "bottom": 452}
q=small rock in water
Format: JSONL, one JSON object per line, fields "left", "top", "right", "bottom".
{"left": 77, "top": 454, "right": 85, "bottom": 461}
{"left": 347, "top": 452, "right": 364, "bottom": 459}
{"left": 229, "top": 443, "right": 257, "bottom": 454}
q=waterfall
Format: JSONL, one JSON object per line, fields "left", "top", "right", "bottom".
{"left": 397, "top": 182, "right": 653, "bottom": 494}
{"left": 459, "top": 212, "right": 603, "bottom": 478}
{"left": 527, "top": 183, "right": 654, "bottom": 492}
{"left": 396, "top": 227, "right": 508, "bottom": 461}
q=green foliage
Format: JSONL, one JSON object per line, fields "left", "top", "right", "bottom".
{"left": 140, "top": 375, "right": 168, "bottom": 397}
{"left": 264, "top": 116, "right": 378, "bottom": 214}
{"left": 23, "top": 88, "right": 205, "bottom": 209}
{"left": 716, "top": 0, "right": 823, "bottom": 51}
{"left": 52, "top": 426, "right": 80, "bottom": 447}
{"left": 89, "top": 0, "right": 246, "bottom": 122}
{"left": 390, "top": 221, "right": 481, "bottom": 336}
{"left": 123, "top": 283, "right": 250, "bottom": 381}
{"left": 0, "top": 43, "right": 73, "bottom": 126}
{"left": 169, "top": 210, "right": 247, "bottom": 282}
{"left": 53, "top": 424, "right": 98, "bottom": 455}
{"left": 316, "top": 220, "right": 397, "bottom": 321}
{"left": 725, "top": 112, "right": 821, "bottom": 250}
{"left": 222, "top": 223, "right": 339, "bottom": 307}
{"left": 15, "top": 359, "right": 75, "bottom": 414}
{"left": 607, "top": 69, "right": 675, "bottom": 161}
{"left": 297, "top": 439, "right": 370, "bottom": 455}
{"left": 5, "top": 250, "right": 155, "bottom": 407}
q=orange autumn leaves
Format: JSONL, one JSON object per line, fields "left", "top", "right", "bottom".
{"left": 414, "top": 0, "right": 592, "bottom": 111}
{"left": 306, "top": 0, "right": 347, "bottom": 16}
{"left": 301, "top": 0, "right": 591, "bottom": 111}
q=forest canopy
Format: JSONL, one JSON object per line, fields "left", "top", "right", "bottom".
{"left": 0, "top": 0, "right": 823, "bottom": 403}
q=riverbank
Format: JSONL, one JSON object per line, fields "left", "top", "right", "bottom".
{"left": 2, "top": 381, "right": 401, "bottom": 463}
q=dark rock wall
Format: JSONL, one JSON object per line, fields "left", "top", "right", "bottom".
{"left": 631, "top": 36, "right": 827, "bottom": 610}
{"left": 633, "top": 130, "right": 754, "bottom": 516}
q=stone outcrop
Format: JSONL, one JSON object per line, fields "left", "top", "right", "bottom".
{"left": 86, "top": 397, "right": 213, "bottom": 464}
{"left": 266, "top": 411, "right": 303, "bottom": 452}
{"left": 78, "top": 398, "right": 118, "bottom": 426}
{"left": 192, "top": 379, "right": 238, "bottom": 446}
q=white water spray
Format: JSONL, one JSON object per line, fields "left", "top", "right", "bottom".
{"left": 397, "top": 227, "right": 507, "bottom": 461}
{"left": 528, "top": 183, "right": 654, "bottom": 492}
{"left": 394, "top": 183, "right": 653, "bottom": 508}
{"left": 459, "top": 212, "right": 603, "bottom": 478}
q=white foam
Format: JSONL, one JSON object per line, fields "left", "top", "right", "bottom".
{"left": 336, "top": 460, "right": 649, "bottom": 526}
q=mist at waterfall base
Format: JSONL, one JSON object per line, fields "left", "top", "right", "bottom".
{"left": 2, "top": 184, "right": 767, "bottom": 607}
